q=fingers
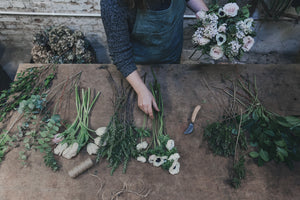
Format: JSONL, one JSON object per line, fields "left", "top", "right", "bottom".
{"left": 152, "top": 99, "right": 160, "bottom": 112}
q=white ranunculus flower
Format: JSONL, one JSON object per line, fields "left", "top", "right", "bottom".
{"left": 229, "top": 40, "right": 242, "bottom": 55}
{"left": 168, "top": 153, "right": 180, "bottom": 161}
{"left": 153, "top": 156, "right": 165, "bottom": 167}
{"left": 166, "top": 139, "right": 175, "bottom": 151}
{"left": 136, "top": 141, "right": 148, "bottom": 151}
{"left": 62, "top": 142, "right": 79, "bottom": 159}
{"left": 196, "top": 10, "right": 207, "bottom": 20}
{"left": 242, "top": 36, "right": 255, "bottom": 52}
{"left": 94, "top": 137, "right": 101, "bottom": 146}
{"left": 87, "top": 143, "right": 99, "bottom": 155}
{"left": 137, "top": 156, "right": 146, "bottom": 163}
{"left": 218, "top": 8, "right": 226, "bottom": 18}
{"left": 217, "top": 23, "right": 227, "bottom": 33}
{"left": 216, "top": 33, "right": 226, "bottom": 46}
{"left": 223, "top": 3, "right": 239, "bottom": 17}
{"left": 95, "top": 127, "right": 106, "bottom": 137}
{"left": 54, "top": 143, "right": 68, "bottom": 156}
{"left": 148, "top": 155, "right": 156, "bottom": 163}
{"left": 209, "top": 46, "right": 224, "bottom": 60}
{"left": 169, "top": 161, "right": 180, "bottom": 175}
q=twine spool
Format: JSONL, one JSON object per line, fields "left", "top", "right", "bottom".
{"left": 68, "top": 158, "right": 94, "bottom": 178}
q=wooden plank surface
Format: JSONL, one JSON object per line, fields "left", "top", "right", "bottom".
{"left": 0, "top": 63, "right": 299, "bottom": 200}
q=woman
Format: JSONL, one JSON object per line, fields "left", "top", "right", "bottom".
{"left": 101, "top": 0, "right": 208, "bottom": 118}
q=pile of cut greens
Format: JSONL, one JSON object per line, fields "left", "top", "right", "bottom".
{"left": 204, "top": 76, "right": 300, "bottom": 188}
{"left": 96, "top": 70, "right": 141, "bottom": 175}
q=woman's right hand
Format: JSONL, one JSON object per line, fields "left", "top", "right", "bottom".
{"left": 136, "top": 87, "right": 159, "bottom": 119}
{"left": 126, "top": 70, "right": 160, "bottom": 119}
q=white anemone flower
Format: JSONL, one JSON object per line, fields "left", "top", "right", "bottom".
{"left": 137, "top": 156, "right": 146, "bottom": 163}
{"left": 136, "top": 141, "right": 148, "bottom": 151}
{"left": 166, "top": 139, "right": 175, "bottom": 151}
{"left": 218, "top": 8, "right": 226, "bottom": 18}
{"left": 217, "top": 23, "right": 227, "bottom": 33}
{"left": 216, "top": 33, "right": 226, "bottom": 46}
{"left": 168, "top": 153, "right": 180, "bottom": 161}
{"left": 153, "top": 156, "right": 165, "bottom": 167}
{"left": 148, "top": 155, "right": 156, "bottom": 163}
{"left": 242, "top": 36, "right": 255, "bottom": 52}
{"left": 209, "top": 45, "right": 224, "bottom": 60}
{"left": 223, "top": 3, "right": 239, "bottom": 17}
{"left": 169, "top": 161, "right": 180, "bottom": 175}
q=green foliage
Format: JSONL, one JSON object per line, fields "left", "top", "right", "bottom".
{"left": 0, "top": 66, "right": 56, "bottom": 122}
{"left": 43, "top": 149, "right": 59, "bottom": 171}
{"left": 96, "top": 73, "right": 139, "bottom": 175}
{"left": 18, "top": 94, "right": 47, "bottom": 114}
{"left": 60, "top": 86, "right": 100, "bottom": 151}
{"left": 0, "top": 134, "right": 11, "bottom": 164}
{"left": 231, "top": 156, "right": 246, "bottom": 189}
{"left": 204, "top": 120, "right": 247, "bottom": 157}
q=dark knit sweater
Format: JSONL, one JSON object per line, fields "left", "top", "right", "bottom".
{"left": 101, "top": 0, "right": 189, "bottom": 77}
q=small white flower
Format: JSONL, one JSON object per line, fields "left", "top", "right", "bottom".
{"left": 153, "top": 156, "right": 165, "bottom": 167}
{"left": 196, "top": 10, "right": 207, "bottom": 20}
{"left": 62, "top": 142, "right": 79, "bottom": 159}
{"left": 203, "top": 24, "right": 218, "bottom": 39}
{"left": 137, "top": 156, "right": 146, "bottom": 163}
{"left": 244, "top": 18, "right": 254, "bottom": 28}
{"left": 166, "top": 139, "right": 175, "bottom": 151}
{"left": 218, "top": 8, "right": 226, "bottom": 18}
{"left": 168, "top": 153, "right": 180, "bottom": 161}
{"left": 87, "top": 143, "right": 99, "bottom": 155}
{"left": 229, "top": 40, "right": 242, "bottom": 55}
{"left": 193, "top": 34, "right": 210, "bottom": 46}
{"left": 223, "top": 3, "right": 239, "bottom": 17}
{"left": 54, "top": 143, "right": 68, "bottom": 156}
{"left": 242, "top": 36, "right": 255, "bottom": 52}
{"left": 216, "top": 33, "right": 226, "bottom": 46}
{"left": 169, "top": 161, "right": 180, "bottom": 175}
{"left": 236, "top": 30, "right": 245, "bottom": 39}
{"left": 217, "top": 23, "right": 227, "bottom": 33}
{"left": 95, "top": 127, "right": 106, "bottom": 137}
{"left": 148, "top": 155, "right": 156, "bottom": 163}
{"left": 209, "top": 46, "right": 224, "bottom": 60}
{"left": 207, "top": 13, "right": 218, "bottom": 23}
{"left": 136, "top": 141, "right": 148, "bottom": 151}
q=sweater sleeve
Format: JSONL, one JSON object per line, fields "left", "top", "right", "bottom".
{"left": 101, "top": 0, "right": 137, "bottom": 77}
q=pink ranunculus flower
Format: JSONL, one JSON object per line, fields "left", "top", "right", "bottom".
{"left": 223, "top": 3, "right": 239, "bottom": 17}
{"left": 52, "top": 133, "right": 64, "bottom": 144}
{"left": 210, "top": 46, "right": 224, "bottom": 60}
{"left": 242, "top": 36, "right": 255, "bottom": 52}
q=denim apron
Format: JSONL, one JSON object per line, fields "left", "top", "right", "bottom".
{"left": 131, "top": 0, "right": 186, "bottom": 64}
